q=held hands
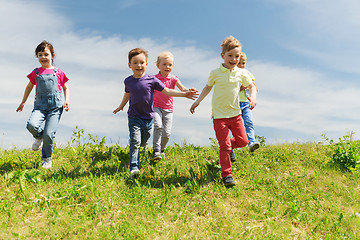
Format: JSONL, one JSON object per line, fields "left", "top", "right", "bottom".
{"left": 185, "top": 88, "right": 199, "bottom": 100}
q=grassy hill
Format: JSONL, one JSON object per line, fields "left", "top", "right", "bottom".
{"left": 1, "top": 130, "right": 360, "bottom": 239}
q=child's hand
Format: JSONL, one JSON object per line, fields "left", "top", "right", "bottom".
{"left": 16, "top": 103, "right": 25, "bottom": 112}
{"left": 64, "top": 101, "right": 70, "bottom": 111}
{"left": 248, "top": 97, "right": 256, "bottom": 110}
{"left": 113, "top": 106, "right": 123, "bottom": 114}
{"left": 185, "top": 89, "right": 199, "bottom": 100}
{"left": 190, "top": 101, "right": 199, "bottom": 114}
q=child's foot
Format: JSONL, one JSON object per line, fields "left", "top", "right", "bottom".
{"left": 230, "top": 149, "right": 236, "bottom": 162}
{"left": 153, "top": 151, "right": 162, "bottom": 160}
{"left": 248, "top": 142, "right": 260, "bottom": 152}
{"left": 42, "top": 158, "right": 52, "bottom": 169}
{"left": 222, "top": 175, "right": 236, "bottom": 187}
{"left": 32, "top": 138, "right": 43, "bottom": 151}
{"left": 130, "top": 169, "right": 140, "bottom": 177}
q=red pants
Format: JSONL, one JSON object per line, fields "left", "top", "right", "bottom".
{"left": 213, "top": 114, "right": 249, "bottom": 178}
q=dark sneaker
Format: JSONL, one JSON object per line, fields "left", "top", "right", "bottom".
{"left": 230, "top": 149, "right": 236, "bottom": 162}
{"left": 222, "top": 175, "right": 236, "bottom": 187}
{"left": 153, "top": 151, "right": 162, "bottom": 160}
{"left": 249, "top": 142, "right": 260, "bottom": 152}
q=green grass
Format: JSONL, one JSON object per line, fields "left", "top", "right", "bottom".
{"left": 1, "top": 133, "right": 360, "bottom": 239}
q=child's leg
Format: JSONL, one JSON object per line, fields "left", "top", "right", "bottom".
{"left": 152, "top": 107, "right": 162, "bottom": 153}
{"left": 140, "top": 118, "right": 153, "bottom": 147}
{"left": 128, "top": 117, "right": 142, "bottom": 171}
{"left": 229, "top": 114, "right": 249, "bottom": 149}
{"left": 213, "top": 118, "right": 232, "bottom": 178}
{"left": 26, "top": 109, "right": 46, "bottom": 139}
{"left": 240, "top": 102, "right": 255, "bottom": 144}
{"left": 160, "top": 111, "right": 173, "bottom": 152}
{"left": 41, "top": 107, "right": 63, "bottom": 160}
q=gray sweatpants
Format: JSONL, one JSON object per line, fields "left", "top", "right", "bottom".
{"left": 153, "top": 107, "right": 173, "bottom": 153}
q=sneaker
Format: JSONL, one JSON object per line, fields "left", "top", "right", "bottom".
{"left": 222, "top": 175, "right": 236, "bottom": 187}
{"left": 42, "top": 158, "right": 52, "bottom": 169}
{"left": 130, "top": 169, "right": 140, "bottom": 177}
{"left": 230, "top": 149, "right": 236, "bottom": 162}
{"left": 153, "top": 151, "right": 162, "bottom": 160}
{"left": 32, "top": 138, "right": 43, "bottom": 151}
{"left": 249, "top": 142, "right": 260, "bottom": 152}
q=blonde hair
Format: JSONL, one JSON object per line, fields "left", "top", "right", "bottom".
{"left": 221, "top": 36, "right": 241, "bottom": 54}
{"left": 240, "top": 52, "right": 247, "bottom": 59}
{"left": 156, "top": 51, "right": 174, "bottom": 64}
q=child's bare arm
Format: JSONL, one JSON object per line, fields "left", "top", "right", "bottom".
{"left": 161, "top": 87, "right": 198, "bottom": 100}
{"left": 247, "top": 83, "right": 257, "bottom": 110}
{"left": 113, "top": 92, "right": 130, "bottom": 114}
{"left": 16, "top": 82, "right": 34, "bottom": 112}
{"left": 190, "top": 84, "right": 212, "bottom": 114}
{"left": 62, "top": 82, "right": 70, "bottom": 111}
{"left": 175, "top": 80, "right": 189, "bottom": 92}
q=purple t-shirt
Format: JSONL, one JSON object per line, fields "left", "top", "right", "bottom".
{"left": 125, "top": 74, "right": 165, "bottom": 119}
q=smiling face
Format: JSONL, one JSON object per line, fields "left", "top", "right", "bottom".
{"left": 157, "top": 57, "right": 174, "bottom": 77}
{"left": 237, "top": 55, "right": 247, "bottom": 69}
{"left": 128, "top": 53, "right": 148, "bottom": 78}
{"left": 37, "top": 47, "right": 54, "bottom": 69}
{"left": 221, "top": 47, "right": 242, "bottom": 71}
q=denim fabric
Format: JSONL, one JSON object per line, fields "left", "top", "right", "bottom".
{"left": 128, "top": 117, "right": 153, "bottom": 171}
{"left": 152, "top": 107, "right": 173, "bottom": 153}
{"left": 240, "top": 102, "right": 255, "bottom": 144}
{"left": 27, "top": 69, "right": 63, "bottom": 160}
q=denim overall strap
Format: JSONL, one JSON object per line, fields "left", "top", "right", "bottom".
{"left": 34, "top": 68, "right": 63, "bottom": 110}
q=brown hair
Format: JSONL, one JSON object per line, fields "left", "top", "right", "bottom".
{"left": 128, "top": 48, "right": 148, "bottom": 63}
{"left": 35, "top": 40, "right": 55, "bottom": 58}
{"left": 221, "top": 36, "right": 241, "bottom": 54}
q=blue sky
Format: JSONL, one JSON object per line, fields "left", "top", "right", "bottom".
{"left": 1, "top": 0, "right": 360, "bottom": 149}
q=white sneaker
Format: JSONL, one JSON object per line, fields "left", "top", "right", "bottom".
{"left": 42, "top": 158, "right": 52, "bottom": 169}
{"left": 130, "top": 169, "right": 140, "bottom": 177}
{"left": 32, "top": 138, "right": 43, "bottom": 151}
{"left": 249, "top": 142, "right": 260, "bottom": 152}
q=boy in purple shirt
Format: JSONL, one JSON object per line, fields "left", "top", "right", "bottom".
{"left": 113, "top": 48, "right": 198, "bottom": 177}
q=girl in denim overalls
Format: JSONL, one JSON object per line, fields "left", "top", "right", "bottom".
{"left": 16, "top": 41, "right": 70, "bottom": 168}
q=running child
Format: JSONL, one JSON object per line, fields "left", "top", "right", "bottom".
{"left": 152, "top": 51, "right": 192, "bottom": 160}
{"left": 16, "top": 40, "right": 70, "bottom": 169}
{"left": 113, "top": 48, "right": 198, "bottom": 177}
{"left": 190, "top": 36, "right": 257, "bottom": 186}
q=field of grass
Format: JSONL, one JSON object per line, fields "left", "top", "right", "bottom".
{"left": 1, "top": 130, "right": 360, "bottom": 239}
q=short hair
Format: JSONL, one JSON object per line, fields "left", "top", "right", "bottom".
{"left": 221, "top": 36, "right": 241, "bottom": 54}
{"left": 35, "top": 40, "right": 55, "bottom": 58}
{"left": 128, "top": 48, "right": 148, "bottom": 63}
{"left": 156, "top": 51, "right": 174, "bottom": 64}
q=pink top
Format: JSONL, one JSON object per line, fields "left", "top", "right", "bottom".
{"left": 27, "top": 67, "right": 69, "bottom": 93}
{"left": 153, "top": 72, "right": 179, "bottom": 111}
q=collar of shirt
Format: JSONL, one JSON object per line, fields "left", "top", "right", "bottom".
{"left": 219, "top": 64, "right": 240, "bottom": 73}
{"left": 155, "top": 72, "right": 171, "bottom": 81}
